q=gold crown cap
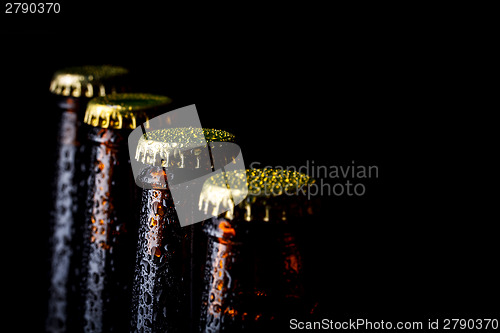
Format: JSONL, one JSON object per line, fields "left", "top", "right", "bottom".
{"left": 199, "top": 168, "right": 315, "bottom": 219}
{"left": 84, "top": 93, "right": 171, "bottom": 129}
{"left": 50, "top": 65, "right": 128, "bottom": 98}
{"left": 135, "top": 128, "right": 235, "bottom": 166}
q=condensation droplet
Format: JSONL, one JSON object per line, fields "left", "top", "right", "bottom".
{"left": 144, "top": 292, "right": 152, "bottom": 305}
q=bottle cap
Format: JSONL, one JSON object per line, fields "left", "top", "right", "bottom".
{"left": 84, "top": 93, "right": 172, "bottom": 129}
{"left": 199, "top": 168, "right": 315, "bottom": 221}
{"left": 201, "top": 168, "right": 314, "bottom": 198}
{"left": 135, "top": 128, "right": 235, "bottom": 166}
{"left": 49, "top": 65, "right": 128, "bottom": 98}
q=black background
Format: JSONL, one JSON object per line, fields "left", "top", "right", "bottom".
{"left": 2, "top": 3, "right": 497, "bottom": 331}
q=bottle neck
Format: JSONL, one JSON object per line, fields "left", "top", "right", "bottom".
{"left": 53, "top": 94, "right": 89, "bottom": 118}
{"left": 87, "top": 126, "right": 128, "bottom": 147}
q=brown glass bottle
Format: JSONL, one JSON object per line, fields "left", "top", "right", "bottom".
{"left": 74, "top": 93, "right": 172, "bottom": 333}
{"left": 130, "top": 128, "right": 236, "bottom": 333}
{"left": 199, "top": 168, "right": 315, "bottom": 332}
{"left": 46, "top": 65, "right": 129, "bottom": 333}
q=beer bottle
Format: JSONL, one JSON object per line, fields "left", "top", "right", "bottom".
{"left": 46, "top": 65, "right": 128, "bottom": 333}
{"left": 199, "top": 168, "right": 315, "bottom": 332}
{"left": 76, "top": 93, "right": 172, "bottom": 333}
{"left": 130, "top": 127, "right": 237, "bottom": 333}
